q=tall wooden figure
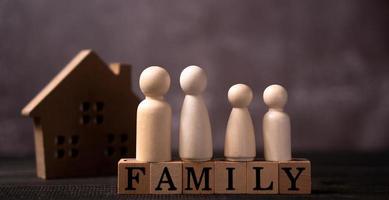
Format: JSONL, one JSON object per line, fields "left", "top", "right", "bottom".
{"left": 179, "top": 66, "right": 213, "bottom": 161}
{"left": 263, "top": 84, "right": 292, "bottom": 161}
{"left": 224, "top": 84, "right": 256, "bottom": 161}
{"left": 136, "top": 66, "right": 172, "bottom": 162}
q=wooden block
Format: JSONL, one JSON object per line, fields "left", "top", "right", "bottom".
{"left": 246, "top": 160, "right": 278, "bottom": 194}
{"left": 118, "top": 159, "right": 150, "bottom": 194}
{"left": 279, "top": 159, "right": 311, "bottom": 194}
{"left": 150, "top": 161, "right": 182, "bottom": 194}
{"left": 215, "top": 161, "right": 246, "bottom": 194}
{"left": 182, "top": 161, "right": 214, "bottom": 194}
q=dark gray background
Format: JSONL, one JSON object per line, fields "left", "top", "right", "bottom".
{"left": 1, "top": 0, "right": 388, "bottom": 156}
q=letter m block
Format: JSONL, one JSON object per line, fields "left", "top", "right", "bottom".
{"left": 118, "top": 159, "right": 150, "bottom": 194}
{"left": 183, "top": 161, "right": 215, "bottom": 194}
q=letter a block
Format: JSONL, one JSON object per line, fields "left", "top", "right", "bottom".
{"left": 279, "top": 159, "right": 311, "bottom": 194}
{"left": 118, "top": 159, "right": 150, "bottom": 194}
{"left": 215, "top": 161, "right": 246, "bottom": 194}
{"left": 183, "top": 161, "right": 214, "bottom": 194}
{"left": 246, "top": 160, "right": 278, "bottom": 194}
{"left": 150, "top": 161, "right": 182, "bottom": 194}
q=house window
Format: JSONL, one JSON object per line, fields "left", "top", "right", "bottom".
{"left": 120, "top": 134, "right": 128, "bottom": 143}
{"left": 69, "top": 148, "right": 79, "bottom": 157}
{"left": 119, "top": 133, "right": 129, "bottom": 156}
{"left": 54, "top": 135, "right": 80, "bottom": 159}
{"left": 94, "top": 102, "right": 104, "bottom": 112}
{"left": 80, "top": 115, "right": 90, "bottom": 125}
{"left": 80, "top": 102, "right": 91, "bottom": 112}
{"left": 104, "top": 147, "right": 115, "bottom": 156}
{"left": 69, "top": 135, "right": 79, "bottom": 145}
{"left": 104, "top": 133, "right": 130, "bottom": 157}
{"left": 120, "top": 147, "right": 128, "bottom": 156}
{"left": 55, "top": 149, "right": 65, "bottom": 158}
{"left": 94, "top": 115, "right": 104, "bottom": 124}
{"left": 79, "top": 101, "right": 105, "bottom": 126}
{"left": 55, "top": 135, "right": 65, "bottom": 145}
{"left": 107, "top": 133, "right": 115, "bottom": 144}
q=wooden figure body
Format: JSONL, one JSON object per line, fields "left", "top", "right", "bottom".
{"left": 136, "top": 66, "right": 172, "bottom": 162}
{"left": 262, "top": 84, "right": 292, "bottom": 161}
{"left": 224, "top": 84, "right": 256, "bottom": 161}
{"left": 21, "top": 50, "right": 139, "bottom": 179}
{"left": 179, "top": 66, "right": 213, "bottom": 161}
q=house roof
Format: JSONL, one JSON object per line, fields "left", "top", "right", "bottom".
{"left": 21, "top": 49, "right": 112, "bottom": 117}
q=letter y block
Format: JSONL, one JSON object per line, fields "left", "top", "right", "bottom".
{"left": 279, "top": 159, "right": 311, "bottom": 194}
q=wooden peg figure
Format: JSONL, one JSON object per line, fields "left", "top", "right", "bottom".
{"left": 224, "top": 84, "right": 256, "bottom": 161}
{"left": 263, "top": 84, "right": 292, "bottom": 161}
{"left": 179, "top": 65, "right": 213, "bottom": 161}
{"left": 136, "top": 66, "right": 172, "bottom": 162}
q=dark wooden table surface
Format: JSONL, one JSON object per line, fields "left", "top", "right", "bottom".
{"left": 0, "top": 152, "right": 388, "bottom": 199}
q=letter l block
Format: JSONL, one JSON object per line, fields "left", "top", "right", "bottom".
{"left": 246, "top": 160, "right": 278, "bottom": 194}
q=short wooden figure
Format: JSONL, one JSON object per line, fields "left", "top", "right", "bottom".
{"left": 215, "top": 161, "right": 246, "bottom": 194}
{"left": 136, "top": 66, "right": 172, "bottom": 162}
{"left": 246, "top": 160, "right": 278, "bottom": 194}
{"left": 21, "top": 50, "right": 139, "bottom": 179}
{"left": 224, "top": 84, "right": 256, "bottom": 161}
{"left": 179, "top": 66, "right": 213, "bottom": 161}
{"left": 182, "top": 161, "right": 215, "bottom": 194}
{"left": 118, "top": 159, "right": 150, "bottom": 194}
{"left": 279, "top": 159, "right": 311, "bottom": 194}
{"left": 263, "top": 84, "right": 292, "bottom": 161}
{"left": 150, "top": 162, "right": 183, "bottom": 194}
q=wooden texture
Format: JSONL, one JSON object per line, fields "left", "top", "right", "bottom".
{"left": 21, "top": 50, "right": 139, "bottom": 179}
{"left": 150, "top": 161, "right": 182, "bottom": 194}
{"left": 136, "top": 66, "right": 172, "bottom": 162}
{"left": 224, "top": 84, "right": 256, "bottom": 161}
{"left": 246, "top": 160, "right": 278, "bottom": 194}
{"left": 179, "top": 66, "right": 213, "bottom": 161}
{"left": 118, "top": 159, "right": 150, "bottom": 194}
{"left": 215, "top": 161, "right": 246, "bottom": 194}
{"left": 263, "top": 84, "right": 292, "bottom": 161}
{"left": 182, "top": 161, "right": 215, "bottom": 194}
{"left": 3, "top": 152, "right": 389, "bottom": 199}
{"left": 279, "top": 159, "right": 311, "bottom": 194}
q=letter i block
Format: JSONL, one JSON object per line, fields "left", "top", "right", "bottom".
{"left": 182, "top": 161, "right": 215, "bottom": 194}
{"left": 215, "top": 161, "right": 246, "bottom": 194}
{"left": 279, "top": 159, "right": 311, "bottom": 194}
{"left": 118, "top": 159, "right": 150, "bottom": 194}
{"left": 150, "top": 161, "right": 183, "bottom": 194}
{"left": 246, "top": 161, "right": 278, "bottom": 194}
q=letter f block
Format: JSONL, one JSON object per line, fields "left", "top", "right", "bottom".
{"left": 118, "top": 159, "right": 150, "bottom": 194}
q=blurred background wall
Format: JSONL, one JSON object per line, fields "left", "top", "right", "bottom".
{"left": 1, "top": 0, "right": 389, "bottom": 156}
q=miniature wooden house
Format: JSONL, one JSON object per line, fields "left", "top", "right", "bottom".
{"left": 21, "top": 50, "right": 139, "bottom": 179}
